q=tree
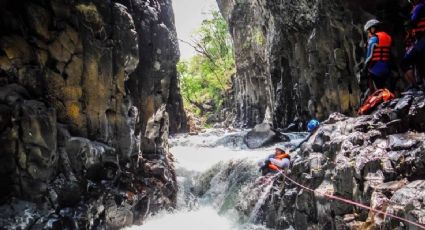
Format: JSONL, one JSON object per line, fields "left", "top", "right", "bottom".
{"left": 178, "top": 10, "right": 235, "bottom": 120}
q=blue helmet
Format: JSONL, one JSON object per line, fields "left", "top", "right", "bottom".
{"left": 307, "top": 119, "right": 320, "bottom": 132}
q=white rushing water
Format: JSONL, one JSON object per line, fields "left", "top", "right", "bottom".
{"left": 171, "top": 129, "right": 307, "bottom": 172}
{"left": 132, "top": 206, "right": 236, "bottom": 230}
{"left": 125, "top": 129, "right": 307, "bottom": 230}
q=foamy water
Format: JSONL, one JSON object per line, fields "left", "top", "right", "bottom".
{"left": 124, "top": 207, "right": 236, "bottom": 230}
{"left": 126, "top": 129, "right": 307, "bottom": 230}
{"left": 172, "top": 145, "right": 269, "bottom": 172}
{"left": 170, "top": 129, "right": 307, "bottom": 172}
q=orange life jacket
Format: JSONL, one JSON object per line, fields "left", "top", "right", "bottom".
{"left": 371, "top": 32, "right": 392, "bottom": 62}
{"left": 268, "top": 153, "right": 290, "bottom": 171}
{"left": 412, "top": 18, "right": 425, "bottom": 36}
{"left": 358, "top": 88, "right": 395, "bottom": 115}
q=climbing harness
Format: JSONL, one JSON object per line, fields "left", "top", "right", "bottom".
{"left": 273, "top": 170, "right": 425, "bottom": 229}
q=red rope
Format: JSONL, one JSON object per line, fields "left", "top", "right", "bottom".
{"left": 275, "top": 171, "right": 425, "bottom": 229}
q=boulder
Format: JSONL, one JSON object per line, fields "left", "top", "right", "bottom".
{"left": 65, "top": 137, "right": 116, "bottom": 179}
{"left": 105, "top": 203, "right": 134, "bottom": 229}
{"left": 243, "top": 123, "right": 278, "bottom": 149}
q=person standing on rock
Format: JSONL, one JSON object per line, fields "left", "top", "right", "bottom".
{"left": 401, "top": 0, "right": 425, "bottom": 91}
{"left": 362, "top": 19, "right": 393, "bottom": 96}
{"left": 258, "top": 148, "right": 290, "bottom": 176}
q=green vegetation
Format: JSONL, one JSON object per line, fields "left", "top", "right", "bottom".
{"left": 178, "top": 10, "right": 235, "bottom": 122}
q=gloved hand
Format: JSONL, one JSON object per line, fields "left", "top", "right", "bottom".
{"left": 264, "top": 159, "right": 271, "bottom": 165}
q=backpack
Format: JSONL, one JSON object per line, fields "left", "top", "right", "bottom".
{"left": 358, "top": 89, "right": 395, "bottom": 115}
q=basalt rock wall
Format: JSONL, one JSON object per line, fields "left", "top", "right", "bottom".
{"left": 0, "top": 0, "right": 185, "bottom": 228}
{"left": 217, "top": 0, "right": 410, "bottom": 128}
{"left": 261, "top": 93, "right": 425, "bottom": 229}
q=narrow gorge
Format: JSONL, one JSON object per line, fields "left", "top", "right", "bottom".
{"left": 1, "top": 0, "right": 425, "bottom": 230}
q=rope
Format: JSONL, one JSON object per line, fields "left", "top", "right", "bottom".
{"left": 274, "top": 171, "right": 425, "bottom": 229}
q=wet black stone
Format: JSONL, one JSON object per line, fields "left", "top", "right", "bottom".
{"left": 244, "top": 123, "right": 278, "bottom": 149}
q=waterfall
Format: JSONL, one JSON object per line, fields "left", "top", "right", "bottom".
{"left": 125, "top": 129, "right": 308, "bottom": 230}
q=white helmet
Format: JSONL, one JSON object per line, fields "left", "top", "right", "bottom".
{"left": 364, "top": 19, "right": 381, "bottom": 32}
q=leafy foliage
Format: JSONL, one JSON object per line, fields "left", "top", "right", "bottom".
{"left": 178, "top": 11, "right": 235, "bottom": 119}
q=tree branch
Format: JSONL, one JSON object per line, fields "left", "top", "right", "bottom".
{"left": 179, "top": 38, "right": 227, "bottom": 90}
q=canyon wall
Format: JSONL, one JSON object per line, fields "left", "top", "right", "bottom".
{"left": 0, "top": 0, "right": 185, "bottom": 228}
{"left": 217, "top": 0, "right": 409, "bottom": 128}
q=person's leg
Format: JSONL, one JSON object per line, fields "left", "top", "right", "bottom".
{"left": 415, "top": 65, "right": 425, "bottom": 89}
{"left": 281, "top": 158, "right": 291, "bottom": 170}
{"left": 369, "top": 61, "right": 391, "bottom": 90}
{"left": 404, "top": 69, "right": 416, "bottom": 88}
{"left": 372, "top": 74, "right": 386, "bottom": 89}
{"left": 415, "top": 37, "right": 425, "bottom": 87}
{"left": 402, "top": 47, "right": 418, "bottom": 88}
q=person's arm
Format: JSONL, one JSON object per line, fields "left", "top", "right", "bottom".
{"left": 365, "top": 36, "right": 378, "bottom": 65}
{"left": 260, "top": 154, "right": 274, "bottom": 168}
{"left": 269, "top": 158, "right": 290, "bottom": 169}
{"left": 411, "top": 3, "right": 425, "bottom": 24}
{"left": 264, "top": 154, "right": 274, "bottom": 161}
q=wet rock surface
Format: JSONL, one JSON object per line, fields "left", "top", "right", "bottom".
{"left": 0, "top": 0, "right": 184, "bottom": 229}
{"left": 252, "top": 94, "right": 425, "bottom": 229}
{"left": 244, "top": 123, "right": 278, "bottom": 149}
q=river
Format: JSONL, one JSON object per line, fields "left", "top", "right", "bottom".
{"left": 125, "top": 129, "right": 307, "bottom": 230}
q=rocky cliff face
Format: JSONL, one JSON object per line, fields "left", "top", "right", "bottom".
{"left": 217, "top": 0, "right": 409, "bottom": 129}
{"left": 250, "top": 93, "right": 425, "bottom": 229}
{"left": 0, "top": 0, "right": 185, "bottom": 228}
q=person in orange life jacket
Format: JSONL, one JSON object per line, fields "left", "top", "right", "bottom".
{"left": 259, "top": 148, "right": 290, "bottom": 176}
{"left": 363, "top": 19, "right": 393, "bottom": 92}
{"left": 401, "top": 0, "right": 425, "bottom": 89}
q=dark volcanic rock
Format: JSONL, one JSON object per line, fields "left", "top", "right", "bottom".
{"left": 383, "top": 180, "right": 425, "bottom": 228}
{"left": 0, "top": 0, "right": 184, "bottom": 228}
{"left": 217, "top": 0, "right": 409, "bottom": 128}
{"left": 124, "top": 0, "right": 187, "bottom": 135}
{"left": 0, "top": 199, "right": 44, "bottom": 229}
{"left": 253, "top": 94, "right": 425, "bottom": 229}
{"left": 244, "top": 123, "right": 278, "bottom": 149}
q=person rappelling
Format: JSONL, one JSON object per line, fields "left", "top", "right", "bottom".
{"left": 258, "top": 147, "right": 291, "bottom": 176}
{"left": 258, "top": 119, "right": 321, "bottom": 176}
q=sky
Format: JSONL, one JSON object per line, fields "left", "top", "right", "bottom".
{"left": 172, "top": 0, "right": 218, "bottom": 60}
